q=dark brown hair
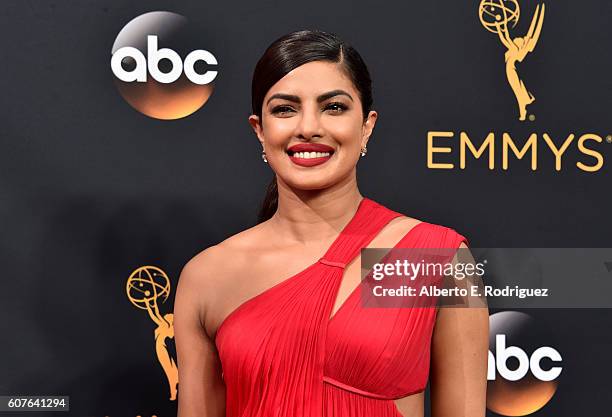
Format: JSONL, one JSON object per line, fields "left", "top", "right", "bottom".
{"left": 252, "top": 30, "right": 374, "bottom": 223}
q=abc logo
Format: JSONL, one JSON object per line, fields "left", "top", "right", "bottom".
{"left": 110, "top": 11, "right": 218, "bottom": 120}
{"left": 487, "top": 311, "right": 562, "bottom": 416}
{"left": 111, "top": 35, "right": 217, "bottom": 85}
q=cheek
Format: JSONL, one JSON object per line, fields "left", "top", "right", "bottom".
{"left": 262, "top": 119, "right": 294, "bottom": 145}
{"left": 325, "top": 118, "right": 363, "bottom": 145}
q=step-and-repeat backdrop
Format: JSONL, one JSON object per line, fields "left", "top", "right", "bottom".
{"left": 2, "top": 0, "right": 610, "bottom": 416}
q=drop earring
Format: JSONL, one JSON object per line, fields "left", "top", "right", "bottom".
{"left": 261, "top": 149, "right": 268, "bottom": 163}
{"left": 360, "top": 146, "right": 368, "bottom": 157}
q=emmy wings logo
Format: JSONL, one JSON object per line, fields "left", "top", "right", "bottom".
{"left": 479, "top": 0, "right": 545, "bottom": 121}
{"left": 425, "top": 1, "right": 610, "bottom": 172}
{"left": 126, "top": 266, "right": 178, "bottom": 401}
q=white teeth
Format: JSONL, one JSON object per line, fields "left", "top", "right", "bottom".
{"left": 292, "top": 151, "right": 331, "bottom": 159}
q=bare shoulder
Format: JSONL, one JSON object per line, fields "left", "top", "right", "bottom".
{"left": 176, "top": 222, "right": 272, "bottom": 333}
{"left": 378, "top": 207, "right": 470, "bottom": 248}
{"left": 391, "top": 208, "right": 470, "bottom": 241}
{"left": 180, "top": 222, "right": 268, "bottom": 289}
{"left": 391, "top": 215, "right": 425, "bottom": 231}
{"left": 218, "top": 219, "right": 272, "bottom": 252}
{"left": 383, "top": 214, "right": 424, "bottom": 236}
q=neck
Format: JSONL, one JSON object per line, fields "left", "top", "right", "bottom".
{"left": 270, "top": 174, "right": 364, "bottom": 245}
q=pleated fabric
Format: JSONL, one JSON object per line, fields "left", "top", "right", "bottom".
{"left": 215, "top": 197, "right": 469, "bottom": 417}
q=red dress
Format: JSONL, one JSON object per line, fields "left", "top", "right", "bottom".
{"left": 215, "top": 197, "right": 469, "bottom": 416}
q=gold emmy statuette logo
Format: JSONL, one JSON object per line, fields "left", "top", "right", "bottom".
{"left": 479, "top": 0, "right": 545, "bottom": 121}
{"left": 126, "top": 266, "right": 179, "bottom": 401}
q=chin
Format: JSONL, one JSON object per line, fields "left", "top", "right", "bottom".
{"left": 285, "top": 178, "right": 334, "bottom": 192}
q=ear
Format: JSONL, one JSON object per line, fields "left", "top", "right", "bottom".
{"left": 361, "top": 110, "right": 378, "bottom": 148}
{"left": 248, "top": 114, "right": 265, "bottom": 146}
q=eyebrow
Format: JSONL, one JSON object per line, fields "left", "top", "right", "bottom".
{"left": 266, "top": 89, "right": 354, "bottom": 106}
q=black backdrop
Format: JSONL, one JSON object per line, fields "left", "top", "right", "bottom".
{"left": 1, "top": 1, "right": 610, "bottom": 416}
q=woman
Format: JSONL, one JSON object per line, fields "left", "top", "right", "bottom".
{"left": 174, "top": 29, "right": 488, "bottom": 417}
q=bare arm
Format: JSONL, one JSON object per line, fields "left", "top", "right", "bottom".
{"left": 174, "top": 250, "right": 226, "bottom": 417}
{"left": 430, "top": 243, "right": 489, "bottom": 417}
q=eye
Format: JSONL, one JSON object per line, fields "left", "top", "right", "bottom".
{"left": 325, "top": 102, "right": 348, "bottom": 114}
{"left": 271, "top": 105, "right": 295, "bottom": 115}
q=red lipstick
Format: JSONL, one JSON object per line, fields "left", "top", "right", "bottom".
{"left": 287, "top": 143, "right": 335, "bottom": 167}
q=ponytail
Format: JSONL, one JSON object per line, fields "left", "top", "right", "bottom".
{"left": 257, "top": 176, "right": 278, "bottom": 223}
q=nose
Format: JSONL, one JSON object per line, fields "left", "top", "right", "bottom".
{"left": 295, "top": 105, "right": 323, "bottom": 140}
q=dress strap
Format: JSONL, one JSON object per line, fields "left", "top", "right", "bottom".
{"left": 319, "top": 198, "right": 403, "bottom": 268}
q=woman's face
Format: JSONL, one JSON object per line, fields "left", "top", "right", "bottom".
{"left": 249, "top": 61, "right": 377, "bottom": 192}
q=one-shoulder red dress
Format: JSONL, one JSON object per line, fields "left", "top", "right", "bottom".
{"left": 215, "top": 197, "right": 469, "bottom": 416}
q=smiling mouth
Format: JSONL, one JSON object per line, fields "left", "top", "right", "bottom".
{"left": 286, "top": 150, "right": 334, "bottom": 159}
{"left": 286, "top": 149, "right": 335, "bottom": 167}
